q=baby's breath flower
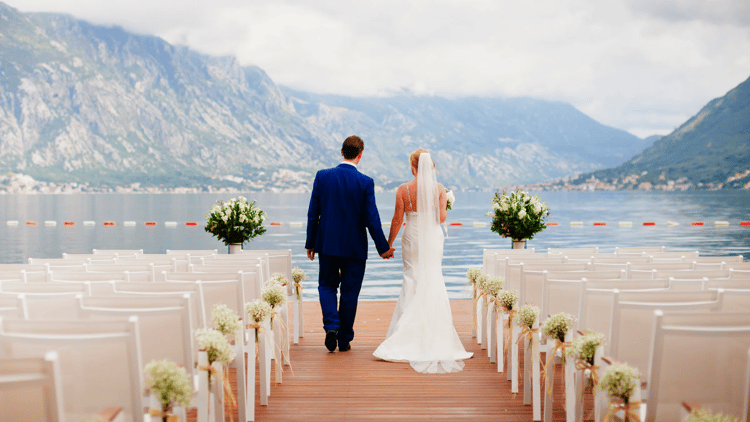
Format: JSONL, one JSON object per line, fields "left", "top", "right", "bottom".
{"left": 211, "top": 303, "right": 242, "bottom": 338}
{"left": 144, "top": 359, "right": 194, "bottom": 412}
{"left": 291, "top": 267, "right": 307, "bottom": 284}
{"left": 598, "top": 363, "right": 640, "bottom": 401}
{"left": 517, "top": 304, "right": 540, "bottom": 328}
{"left": 268, "top": 273, "right": 289, "bottom": 287}
{"left": 567, "top": 331, "right": 605, "bottom": 366}
{"left": 482, "top": 275, "right": 505, "bottom": 297}
{"left": 262, "top": 284, "right": 287, "bottom": 308}
{"left": 498, "top": 289, "right": 519, "bottom": 310}
{"left": 541, "top": 312, "right": 575, "bottom": 343}
{"left": 245, "top": 299, "right": 273, "bottom": 324}
{"left": 686, "top": 408, "right": 740, "bottom": 422}
{"left": 195, "top": 328, "right": 235, "bottom": 366}
{"left": 466, "top": 268, "right": 484, "bottom": 284}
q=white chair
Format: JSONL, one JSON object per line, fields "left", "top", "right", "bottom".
{"left": 47, "top": 271, "right": 130, "bottom": 283}
{"left": 0, "top": 351, "right": 64, "bottom": 422}
{"left": 694, "top": 255, "right": 744, "bottom": 264}
{"left": 547, "top": 247, "right": 599, "bottom": 255}
{"left": 644, "top": 311, "right": 750, "bottom": 422}
{"left": 592, "top": 255, "right": 652, "bottom": 264}
{"left": 0, "top": 316, "right": 145, "bottom": 422}
{"left": 92, "top": 249, "right": 143, "bottom": 256}
{"left": 649, "top": 251, "right": 700, "bottom": 260}
{"left": 482, "top": 248, "right": 537, "bottom": 276}
{"left": 615, "top": 246, "right": 665, "bottom": 254}
{"left": 76, "top": 294, "right": 202, "bottom": 422}
{"left": 607, "top": 289, "right": 724, "bottom": 378}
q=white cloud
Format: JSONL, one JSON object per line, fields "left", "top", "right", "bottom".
{"left": 8, "top": 0, "right": 750, "bottom": 138}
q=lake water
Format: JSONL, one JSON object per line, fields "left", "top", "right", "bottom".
{"left": 0, "top": 190, "right": 748, "bottom": 300}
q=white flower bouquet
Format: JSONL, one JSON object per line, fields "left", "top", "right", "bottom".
{"left": 245, "top": 299, "right": 273, "bottom": 325}
{"left": 517, "top": 304, "right": 540, "bottom": 328}
{"left": 498, "top": 289, "right": 519, "bottom": 311}
{"left": 481, "top": 275, "right": 504, "bottom": 298}
{"left": 268, "top": 273, "right": 289, "bottom": 287}
{"left": 541, "top": 312, "right": 575, "bottom": 343}
{"left": 489, "top": 190, "right": 550, "bottom": 241}
{"left": 211, "top": 303, "right": 242, "bottom": 339}
{"left": 195, "top": 328, "right": 236, "bottom": 366}
{"left": 262, "top": 284, "right": 287, "bottom": 309}
{"left": 567, "top": 331, "right": 605, "bottom": 366}
{"left": 686, "top": 409, "right": 740, "bottom": 422}
{"left": 144, "top": 359, "right": 194, "bottom": 417}
{"left": 204, "top": 196, "right": 266, "bottom": 246}
{"left": 445, "top": 189, "right": 455, "bottom": 211}
{"left": 599, "top": 362, "right": 640, "bottom": 402}
{"left": 291, "top": 267, "right": 307, "bottom": 301}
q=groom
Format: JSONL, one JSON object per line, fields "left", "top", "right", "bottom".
{"left": 306, "top": 135, "right": 394, "bottom": 352}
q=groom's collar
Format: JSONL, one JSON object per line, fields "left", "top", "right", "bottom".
{"left": 340, "top": 161, "right": 358, "bottom": 169}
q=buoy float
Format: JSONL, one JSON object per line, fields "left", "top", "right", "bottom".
{"left": 269, "top": 222, "right": 282, "bottom": 226}
{"left": 145, "top": 222, "right": 157, "bottom": 226}
{"left": 741, "top": 221, "right": 750, "bottom": 227}
{"left": 185, "top": 222, "right": 198, "bottom": 226}
{"left": 643, "top": 222, "right": 656, "bottom": 226}
{"left": 83, "top": 221, "right": 96, "bottom": 226}
{"left": 290, "top": 222, "right": 303, "bottom": 227}
{"left": 44, "top": 221, "right": 57, "bottom": 227}
{"left": 165, "top": 222, "right": 177, "bottom": 227}
{"left": 593, "top": 222, "right": 607, "bottom": 226}
{"left": 6, "top": 220, "right": 19, "bottom": 226}
{"left": 715, "top": 221, "right": 730, "bottom": 226}
{"left": 691, "top": 222, "right": 704, "bottom": 226}
{"left": 25, "top": 221, "right": 37, "bottom": 226}
{"left": 546, "top": 222, "right": 559, "bottom": 226}
{"left": 103, "top": 221, "right": 115, "bottom": 226}
{"left": 123, "top": 221, "right": 136, "bottom": 227}
{"left": 667, "top": 221, "right": 680, "bottom": 226}
{"left": 382, "top": 222, "right": 391, "bottom": 226}
{"left": 473, "top": 222, "right": 487, "bottom": 227}
{"left": 619, "top": 221, "right": 633, "bottom": 226}
{"left": 64, "top": 221, "right": 75, "bottom": 226}
{"left": 570, "top": 222, "right": 584, "bottom": 226}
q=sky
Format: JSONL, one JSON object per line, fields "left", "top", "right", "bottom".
{"left": 9, "top": 0, "right": 750, "bottom": 138}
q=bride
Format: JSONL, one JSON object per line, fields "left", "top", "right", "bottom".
{"left": 372, "top": 149, "right": 473, "bottom": 373}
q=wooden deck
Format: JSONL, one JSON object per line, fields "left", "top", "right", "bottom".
{"left": 245, "top": 300, "right": 583, "bottom": 422}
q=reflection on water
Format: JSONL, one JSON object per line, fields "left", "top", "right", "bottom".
{"left": 0, "top": 191, "right": 747, "bottom": 300}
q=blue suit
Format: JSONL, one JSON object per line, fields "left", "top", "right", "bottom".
{"left": 305, "top": 163, "right": 390, "bottom": 345}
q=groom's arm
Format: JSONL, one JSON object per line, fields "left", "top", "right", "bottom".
{"left": 362, "top": 178, "right": 392, "bottom": 257}
{"left": 305, "top": 173, "right": 322, "bottom": 259}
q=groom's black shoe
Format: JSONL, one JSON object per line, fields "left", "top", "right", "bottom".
{"left": 325, "top": 330, "right": 338, "bottom": 352}
{"left": 338, "top": 341, "right": 351, "bottom": 352}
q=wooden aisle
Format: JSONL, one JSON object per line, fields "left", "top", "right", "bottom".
{"left": 246, "top": 300, "right": 582, "bottom": 422}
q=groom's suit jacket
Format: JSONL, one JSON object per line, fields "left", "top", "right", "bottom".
{"left": 305, "top": 163, "right": 390, "bottom": 261}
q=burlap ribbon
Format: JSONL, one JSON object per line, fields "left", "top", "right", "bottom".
{"left": 246, "top": 321, "right": 266, "bottom": 357}
{"left": 541, "top": 339, "right": 571, "bottom": 401}
{"left": 603, "top": 399, "right": 641, "bottom": 422}
{"left": 293, "top": 281, "right": 304, "bottom": 302}
{"left": 198, "top": 363, "right": 237, "bottom": 422}
{"left": 470, "top": 286, "right": 481, "bottom": 333}
{"left": 575, "top": 359, "right": 600, "bottom": 413}
{"left": 269, "top": 308, "right": 294, "bottom": 379}
{"left": 503, "top": 308, "right": 517, "bottom": 357}
{"left": 148, "top": 409, "right": 181, "bottom": 422}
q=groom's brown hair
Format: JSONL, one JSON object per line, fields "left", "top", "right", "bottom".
{"left": 342, "top": 136, "right": 364, "bottom": 159}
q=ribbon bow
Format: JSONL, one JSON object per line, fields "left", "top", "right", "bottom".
{"left": 503, "top": 308, "right": 517, "bottom": 357}
{"left": 148, "top": 409, "right": 181, "bottom": 422}
{"left": 575, "top": 359, "right": 601, "bottom": 414}
{"left": 198, "top": 363, "right": 237, "bottom": 422}
{"left": 293, "top": 281, "right": 304, "bottom": 302}
{"left": 541, "top": 338, "right": 571, "bottom": 401}
{"left": 603, "top": 399, "right": 642, "bottom": 422}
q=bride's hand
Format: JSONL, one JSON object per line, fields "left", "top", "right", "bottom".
{"left": 380, "top": 247, "right": 395, "bottom": 259}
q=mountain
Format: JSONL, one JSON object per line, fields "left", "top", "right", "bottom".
{"left": 0, "top": 2, "right": 649, "bottom": 190}
{"left": 572, "top": 76, "right": 750, "bottom": 190}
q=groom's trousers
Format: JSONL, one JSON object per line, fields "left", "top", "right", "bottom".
{"left": 318, "top": 253, "right": 366, "bottom": 344}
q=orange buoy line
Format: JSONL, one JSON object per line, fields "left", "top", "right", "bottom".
{"left": 185, "top": 222, "right": 198, "bottom": 226}
{"left": 546, "top": 222, "right": 559, "bottom": 226}
{"left": 691, "top": 222, "right": 704, "bottom": 226}
{"left": 64, "top": 221, "right": 75, "bottom": 226}
{"left": 741, "top": 221, "right": 750, "bottom": 227}
{"left": 593, "top": 222, "right": 607, "bottom": 226}
{"left": 449, "top": 222, "right": 463, "bottom": 226}
{"left": 25, "top": 221, "right": 37, "bottom": 226}
{"left": 145, "top": 222, "right": 157, "bottom": 226}
{"left": 643, "top": 222, "right": 656, "bottom": 226}
{"left": 103, "top": 221, "right": 115, "bottom": 226}
{"left": 269, "top": 222, "right": 282, "bottom": 226}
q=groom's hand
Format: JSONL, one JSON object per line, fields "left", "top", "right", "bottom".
{"left": 380, "top": 247, "right": 395, "bottom": 259}
{"left": 306, "top": 249, "right": 315, "bottom": 261}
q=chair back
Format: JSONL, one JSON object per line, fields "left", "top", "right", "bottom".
{"left": 0, "top": 351, "right": 64, "bottom": 422}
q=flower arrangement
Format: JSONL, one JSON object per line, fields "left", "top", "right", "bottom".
{"left": 211, "top": 303, "right": 242, "bottom": 339}
{"left": 204, "top": 196, "right": 266, "bottom": 246}
{"left": 567, "top": 331, "right": 605, "bottom": 366}
{"left": 481, "top": 275, "right": 505, "bottom": 298}
{"left": 291, "top": 267, "right": 307, "bottom": 301}
{"left": 262, "top": 284, "right": 287, "bottom": 309}
{"left": 599, "top": 362, "right": 640, "bottom": 402}
{"left": 195, "top": 328, "right": 236, "bottom": 367}
{"left": 245, "top": 299, "right": 273, "bottom": 325}
{"left": 686, "top": 409, "right": 740, "bottom": 422}
{"left": 541, "top": 312, "right": 575, "bottom": 343}
{"left": 498, "top": 289, "right": 519, "bottom": 311}
{"left": 488, "top": 190, "right": 550, "bottom": 241}
{"left": 517, "top": 304, "right": 540, "bottom": 328}
{"left": 466, "top": 268, "right": 483, "bottom": 285}
{"left": 445, "top": 189, "right": 455, "bottom": 211}
{"left": 268, "top": 273, "right": 289, "bottom": 287}
{"left": 144, "top": 359, "right": 194, "bottom": 417}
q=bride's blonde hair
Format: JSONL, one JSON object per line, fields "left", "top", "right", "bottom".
{"left": 409, "top": 148, "right": 430, "bottom": 173}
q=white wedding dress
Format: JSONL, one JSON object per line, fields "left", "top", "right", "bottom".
{"left": 373, "top": 153, "right": 473, "bottom": 373}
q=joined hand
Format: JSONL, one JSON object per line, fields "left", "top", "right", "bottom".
{"left": 380, "top": 247, "right": 395, "bottom": 259}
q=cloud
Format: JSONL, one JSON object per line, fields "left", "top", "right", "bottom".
{"left": 7, "top": 0, "right": 750, "bottom": 138}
